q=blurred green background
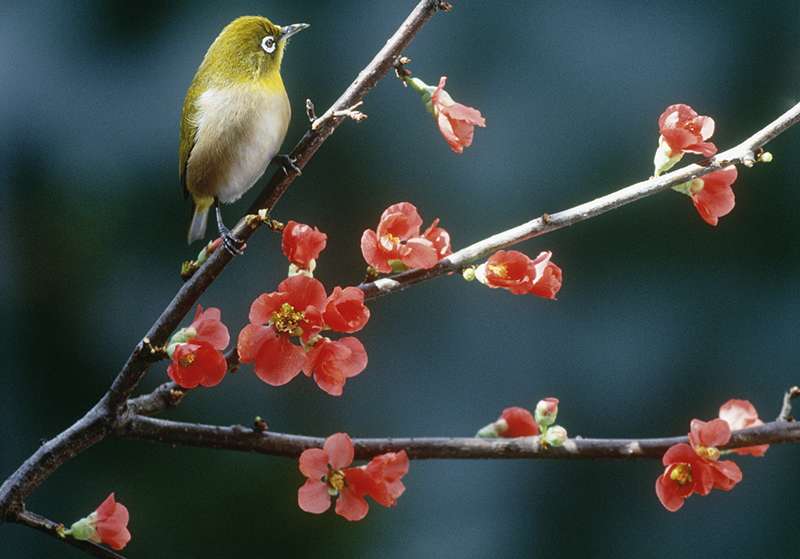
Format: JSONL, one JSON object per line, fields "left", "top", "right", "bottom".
{"left": 3, "top": 0, "right": 800, "bottom": 557}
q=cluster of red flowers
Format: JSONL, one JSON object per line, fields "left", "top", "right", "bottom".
{"left": 64, "top": 493, "right": 131, "bottom": 551}
{"left": 654, "top": 103, "right": 739, "bottom": 226}
{"left": 656, "top": 399, "right": 768, "bottom": 512}
{"left": 361, "top": 202, "right": 452, "bottom": 273}
{"left": 473, "top": 250, "right": 562, "bottom": 299}
{"left": 298, "top": 433, "right": 409, "bottom": 521}
{"left": 166, "top": 306, "right": 230, "bottom": 389}
{"left": 238, "top": 222, "right": 371, "bottom": 396}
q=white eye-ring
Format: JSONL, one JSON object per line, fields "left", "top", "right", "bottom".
{"left": 261, "top": 35, "right": 276, "bottom": 54}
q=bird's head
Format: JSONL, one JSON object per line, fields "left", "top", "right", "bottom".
{"left": 201, "top": 16, "right": 309, "bottom": 83}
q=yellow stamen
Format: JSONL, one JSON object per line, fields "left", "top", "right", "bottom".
{"left": 271, "top": 303, "right": 305, "bottom": 335}
{"left": 669, "top": 463, "right": 692, "bottom": 485}
{"left": 488, "top": 263, "right": 507, "bottom": 278}
{"left": 178, "top": 352, "right": 196, "bottom": 368}
{"left": 695, "top": 445, "right": 720, "bottom": 461}
{"left": 327, "top": 470, "right": 345, "bottom": 493}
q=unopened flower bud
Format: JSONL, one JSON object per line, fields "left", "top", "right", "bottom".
{"left": 462, "top": 267, "right": 476, "bottom": 281}
{"left": 535, "top": 397, "right": 559, "bottom": 428}
{"left": 476, "top": 418, "right": 507, "bottom": 438}
{"left": 543, "top": 425, "right": 568, "bottom": 447}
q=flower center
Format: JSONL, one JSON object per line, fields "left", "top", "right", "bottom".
{"left": 488, "top": 263, "right": 508, "bottom": 278}
{"left": 178, "top": 352, "right": 196, "bottom": 368}
{"left": 695, "top": 445, "right": 720, "bottom": 461}
{"left": 271, "top": 303, "right": 304, "bottom": 335}
{"left": 669, "top": 463, "right": 693, "bottom": 485}
{"left": 326, "top": 469, "right": 345, "bottom": 495}
{"left": 379, "top": 233, "right": 401, "bottom": 251}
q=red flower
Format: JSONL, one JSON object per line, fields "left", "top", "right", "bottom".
{"left": 476, "top": 250, "right": 563, "bottom": 299}
{"left": 361, "top": 202, "right": 450, "bottom": 273}
{"left": 167, "top": 306, "right": 230, "bottom": 388}
{"left": 431, "top": 77, "right": 486, "bottom": 154}
{"left": 298, "top": 433, "right": 374, "bottom": 521}
{"left": 499, "top": 407, "right": 539, "bottom": 437}
{"left": 362, "top": 451, "right": 410, "bottom": 507}
{"left": 323, "top": 287, "right": 371, "bottom": 334}
{"left": 67, "top": 493, "right": 131, "bottom": 550}
{"left": 282, "top": 220, "right": 327, "bottom": 269}
{"left": 658, "top": 104, "right": 717, "bottom": 158}
{"left": 238, "top": 275, "right": 326, "bottom": 386}
{"left": 303, "top": 337, "right": 368, "bottom": 396}
{"left": 719, "top": 399, "right": 769, "bottom": 457}
{"left": 690, "top": 167, "right": 737, "bottom": 226}
{"left": 168, "top": 341, "right": 227, "bottom": 388}
{"left": 656, "top": 418, "right": 743, "bottom": 512}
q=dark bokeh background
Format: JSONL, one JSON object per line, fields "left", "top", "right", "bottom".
{"left": 3, "top": 1, "right": 800, "bottom": 557}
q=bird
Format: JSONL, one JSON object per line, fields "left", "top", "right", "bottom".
{"left": 179, "top": 16, "right": 309, "bottom": 253}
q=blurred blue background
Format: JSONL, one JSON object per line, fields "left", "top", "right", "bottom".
{"left": 3, "top": 0, "right": 800, "bottom": 557}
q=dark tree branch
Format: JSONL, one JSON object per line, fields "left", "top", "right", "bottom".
{"left": 359, "top": 101, "right": 800, "bottom": 300}
{"left": 0, "top": 0, "right": 446, "bottom": 525}
{"left": 120, "top": 414, "right": 800, "bottom": 460}
{"left": 15, "top": 510, "right": 127, "bottom": 559}
{"left": 777, "top": 385, "right": 800, "bottom": 422}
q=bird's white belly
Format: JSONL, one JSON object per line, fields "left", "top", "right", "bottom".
{"left": 188, "top": 85, "right": 290, "bottom": 204}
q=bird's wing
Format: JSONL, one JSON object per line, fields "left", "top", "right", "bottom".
{"left": 179, "top": 81, "right": 202, "bottom": 199}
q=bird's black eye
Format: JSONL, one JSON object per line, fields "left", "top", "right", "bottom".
{"left": 261, "top": 35, "right": 276, "bottom": 54}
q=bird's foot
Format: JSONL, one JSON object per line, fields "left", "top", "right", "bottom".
{"left": 220, "top": 229, "right": 245, "bottom": 256}
{"left": 273, "top": 154, "right": 302, "bottom": 176}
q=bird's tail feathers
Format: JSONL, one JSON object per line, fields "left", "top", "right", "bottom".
{"left": 187, "top": 201, "right": 211, "bottom": 244}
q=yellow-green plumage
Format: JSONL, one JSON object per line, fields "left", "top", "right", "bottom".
{"left": 180, "top": 16, "right": 307, "bottom": 244}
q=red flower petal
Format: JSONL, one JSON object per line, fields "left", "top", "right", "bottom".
{"left": 379, "top": 203, "right": 423, "bottom": 239}
{"left": 689, "top": 418, "right": 731, "bottom": 448}
{"left": 278, "top": 275, "right": 328, "bottom": 313}
{"left": 662, "top": 443, "right": 696, "bottom": 466}
{"left": 251, "top": 330, "right": 305, "bottom": 386}
{"left": 655, "top": 473, "right": 687, "bottom": 512}
{"left": 248, "top": 292, "right": 289, "bottom": 325}
{"left": 298, "top": 479, "right": 332, "bottom": 514}
{"left": 401, "top": 237, "right": 439, "bottom": 270}
{"left": 710, "top": 459, "right": 743, "bottom": 491}
{"left": 299, "top": 448, "right": 329, "bottom": 479}
{"left": 190, "top": 305, "right": 230, "bottom": 350}
{"left": 422, "top": 218, "right": 452, "bottom": 259}
{"left": 500, "top": 407, "right": 539, "bottom": 437}
{"left": 304, "top": 338, "right": 368, "bottom": 396}
{"left": 324, "top": 433, "right": 355, "bottom": 470}
{"left": 360, "top": 229, "right": 392, "bottom": 273}
{"left": 719, "top": 399, "right": 768, "bottom": 456}
{"left": 335, "top": 487, "right": 369, "bottom": 521}
{"left": 167, "top": 341, "right": 227, "bottom": 389}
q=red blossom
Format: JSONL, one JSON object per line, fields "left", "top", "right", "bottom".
{"left": 167, "top": 306, "right": 230, "bottom": 389}
{"left": 655, "top": 418, "right": 743, "bottom": 512}
{"left": 298, "top": 433, "right": 373, "bottom": 521}
{"left": 431, "top": 76, "right": 486, "bottom": 154}
{"left": 323, "top": 287, "right": 371, "bottom": 334}
{"left": 499, "top": 407, "right": 539, "bottom": 437}
{"left": 93, "top": 493, "right": 131, "bottom": 550}
{"left": 238, "top": 275, "right": 326, "bottom": 386}
{"left": 167, "top": 341, "right": 227, "bottom": 388}
{"left": 719, "top": 399, "right": 769, "bottom": 457}
{"left": 282, "top": 220, "right": 327, "bottom": 269}
{"left": 361, "top": 203, "right": 450, "bottom": 273}
{"left": 690, "top": 167, "right": 737, "bottom": 226}
{"left": 477, "top": 250, "right": 563, "bottom": 299}
{"left": 658, "top": 104, "right": 717, "bottom": 158}
{"left": 303, "top": 337, "right": 368, "bottom": 396}
{"left": 298, "top": 434, "right": 410, "bottom": 521}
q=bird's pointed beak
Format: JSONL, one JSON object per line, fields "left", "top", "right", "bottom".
{"left": 280, "top": 23, "right": 310, "bottom": 41}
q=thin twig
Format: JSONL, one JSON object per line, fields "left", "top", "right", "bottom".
{"left": 0, "top": 0, "right": 445, "bottom": 523}
{"left": 777, "top": 385, "right": 800, "bottom": 422}
{"left": 15, "top": 510, "right": 127, "bottom": 559}
{"left": 119, "top": 415, "right": 800, "bottom": 460}
{"left": 359, "top": 101, "right": 800, "bottom": 300}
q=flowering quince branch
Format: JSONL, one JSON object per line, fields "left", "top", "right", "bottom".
{"left": 15, "top": 510, "right": 126, "bottom": 559}
{"left": 358, "top": 100, "right": 800, "bottom": 300}
{"left": 0, "top": 0, "right": 446, "bottom": 540}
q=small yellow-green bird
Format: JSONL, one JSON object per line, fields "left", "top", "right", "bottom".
{"left": 180, "top": 16, "right": 309, "bottom": 252}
